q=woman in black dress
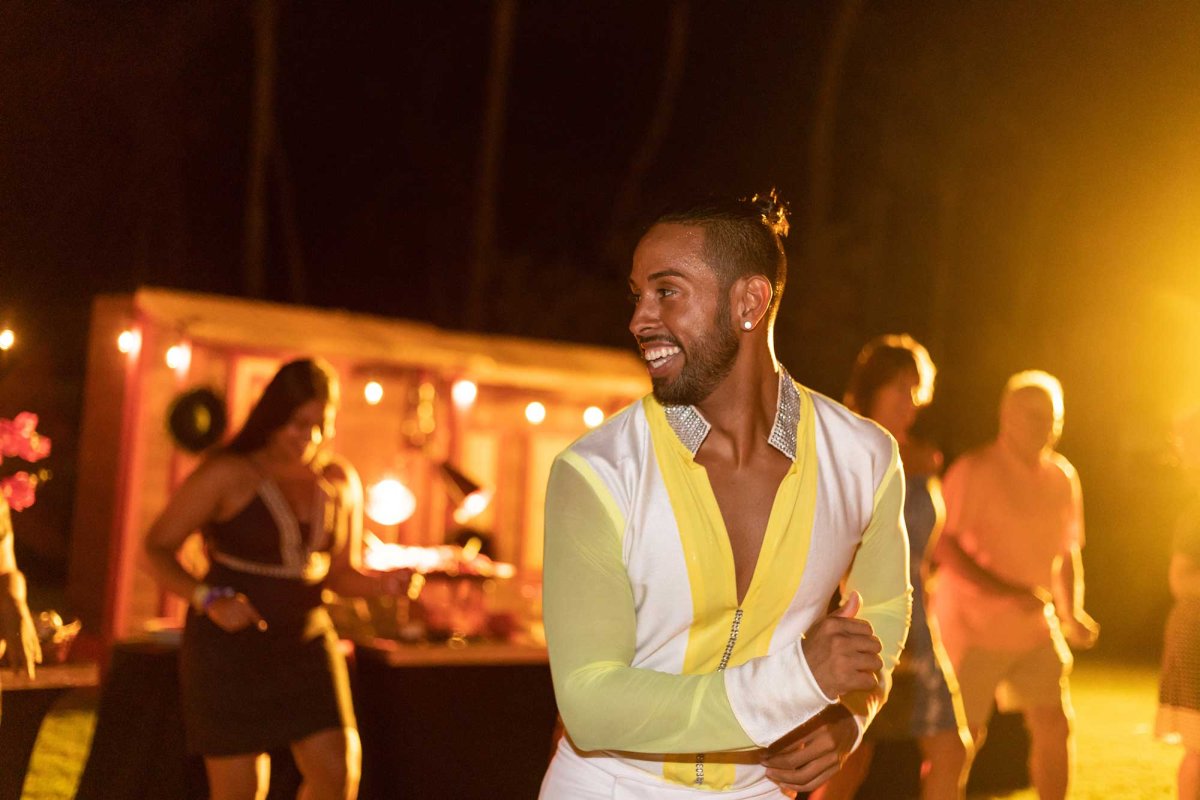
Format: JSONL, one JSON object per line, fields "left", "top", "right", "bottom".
{"left": 146, "top": 359, "right": 408, "bottom": 800}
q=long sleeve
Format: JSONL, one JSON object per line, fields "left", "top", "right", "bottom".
{"left": 839, "top": 440, "right": 913, "bottom": 736}
{"left": 542, "top": 454, "right": 756, "bottom": 753}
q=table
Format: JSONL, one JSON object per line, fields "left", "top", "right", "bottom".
{"left": 75, "top": 638, "right": 558, "bottom": 800}
{"left": 355, "top": 639, "right": 558, "bottom": 799}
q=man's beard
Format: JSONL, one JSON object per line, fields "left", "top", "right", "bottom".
{"left": 651, "top": 297, "right": 739, "bottom": 406}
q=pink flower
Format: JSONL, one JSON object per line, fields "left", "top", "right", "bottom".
{"left": 0, "top": 413, "right": 50, "bottom": 462}
{"left": 1, "top": 472, "right": 38, "bottom": 511}
{"left": 0, "top": 413, "right": 51, "bottom": 510}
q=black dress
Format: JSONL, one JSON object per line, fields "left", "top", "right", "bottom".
{"left": 1158, "top": 501, "right": 1200, "bottom": 749}
{"left": 180, "top": 476, "right": 355, "bottom": 756}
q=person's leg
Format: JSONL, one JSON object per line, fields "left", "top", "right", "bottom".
{"left": 1005, "top": 637, "right": 1073, "bottom": 800}
{"left": 809, "top": 740, "right": 874, "bottom": 800}
{"left": 205, "top": 753, "right": 270, "bottom": 800}
{"left": 944, "top": 645, "right": 1006, "bottom": 756}
{"left": 1179, "top": 747, "right": 1200, "bottom": 800}
{"left": 1023, "top": 704, "right": 1070, "bottom": 800}
{"left": 291, "top": 726, "right": 361, "bottom": 800}
{"left": 917, "top": 729, "right": 970, "bottom": 800}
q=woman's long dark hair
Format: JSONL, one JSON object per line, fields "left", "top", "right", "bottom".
{"left": 225, "top": 359, "right": 339, "bottom": 455}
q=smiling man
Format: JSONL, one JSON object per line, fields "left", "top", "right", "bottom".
{"left": 539, "top": 193, "right": 912, "bottom": 798}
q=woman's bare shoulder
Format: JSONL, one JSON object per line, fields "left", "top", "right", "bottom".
{"left": 188, "top": 451, "right": 257, "bottom": 489}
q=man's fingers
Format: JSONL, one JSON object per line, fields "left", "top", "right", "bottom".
{"left": 832, "top": 590, "right": 861, "bottom": 618}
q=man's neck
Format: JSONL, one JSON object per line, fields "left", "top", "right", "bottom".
{"left": 996, "top": 435, "right": 1048, "bottom": 468}
{"left": 694, "top": 350, "right": 781, "bottom": 466}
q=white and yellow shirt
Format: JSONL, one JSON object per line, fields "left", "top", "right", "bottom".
{"left": 540, "top": 371, "right": 912, "bottom": 798}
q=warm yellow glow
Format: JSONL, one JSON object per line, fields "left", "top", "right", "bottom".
{"left": 452, "top": 489, "right": 492, "bottom": 525}
{"left": 525, "top": 401, "right": 546, "bottom": 425}
{"left": 364, "top": 380, "right": 384, "bottom": 405}
{"left": 117, "top": 329, "right": 141, "bottom": 355}
{"left": 583, "top": 406, "right": 605, "bottom": 428}
{"left": 451, "top": 379, "right": 478, "bottom": 409}
{"left": 165, "top": 342, "right": 191, "bottom": 373}
{"left": 0, "top": 329, "right": 13, "bottom": 351}
{"left": 365, "top": 478, "right": 416, "bottom": 526}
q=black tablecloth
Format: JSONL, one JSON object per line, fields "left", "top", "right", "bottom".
{"left": 75, "top": 640, "right": 559, "bottom": 800}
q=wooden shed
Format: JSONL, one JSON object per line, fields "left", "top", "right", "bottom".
{"left": 67, "top": 287, "right": 647, "bottom": 647}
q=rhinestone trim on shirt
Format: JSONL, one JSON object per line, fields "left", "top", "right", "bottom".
{"left": 663, "top": 368, "right": 800, "bottom": 460}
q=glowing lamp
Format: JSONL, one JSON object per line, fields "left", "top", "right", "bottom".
{"left": 439, "top": 462, "right": 492, "bottom": 524}
{"left": 165, "top": 342, "right": 191, "bottom": 374}
{"left": 453, "top": 489, "right": 493, "bottom": 525}
{"left": 117, "top": 329, "right": 141, "bottom": 355}
{"left": 525, "top": 401, "right": 546, "bottom": 425}
{"left": 583, "top": 406, "right": 605, "bottom": 428}
{"left": 366, "top": 478, "right": 416, "bottom": 526}
{"left": 364, "top": 381, "right": 384, "bottom": 405}
{"left": 451, "top": 379, "right": 478, "bottom": 409}
{"left": 0, "top": 329, "right": 14, "bottom": 351}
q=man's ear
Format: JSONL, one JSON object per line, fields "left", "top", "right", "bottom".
{"left": 732, "top": 274, "right": 774, "bottom": 330}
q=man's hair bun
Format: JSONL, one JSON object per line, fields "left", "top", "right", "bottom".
{"left": 746, "top": 188, "right": 790, "bottom": 238}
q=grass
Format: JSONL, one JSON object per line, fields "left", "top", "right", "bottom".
{"left": 974, "top": 657, "right": 1178, "bottom": 799}
{"left": 10, "top": 657, "right": 1183, "bottom": 799}
{"left": 18, "top": 688, "right": 97, "bottom": 800}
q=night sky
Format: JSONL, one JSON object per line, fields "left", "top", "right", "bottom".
{"left": 2, "top": 2, "right": 1199, "bottom": 653}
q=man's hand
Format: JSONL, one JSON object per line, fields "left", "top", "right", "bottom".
{"left": 802, "top": 592, "right": 883, "bottom": 699}
{"left": 1061, "top": 608, "right": 1099, "bottom": 650}
{"left": 762, "top": 704, "right": 860, "bottom": 797}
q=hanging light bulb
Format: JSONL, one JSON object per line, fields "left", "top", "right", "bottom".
{"left": 117, "top": 329, "right": 141, "bottom": 356}
{"left": 366, "top": 477, "right": 417, "bottom": 526}
{"left": 525, "top": 401, "right": 546, "bottom": 425}
{"left": 364, "top": 380, "right": 384, "bottom": 405}
{"left": 583, "top": 406, "right": 605, "bottom": 428}
{"left": 165, "top": 342, "right": 192, "bottom": 374}
{"left": 451, "top": 379, "right": 478, "bottom": 409}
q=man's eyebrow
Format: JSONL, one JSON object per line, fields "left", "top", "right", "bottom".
{"left": 647, "top": 269, "right": 687, "bottom": 281}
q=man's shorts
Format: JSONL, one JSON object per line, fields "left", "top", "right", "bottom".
{"left": 949, "top": 634, "right": 1074, "bottom": 733}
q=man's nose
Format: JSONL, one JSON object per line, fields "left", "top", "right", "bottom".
{"left": 628, "top": 298, "right": 657, "bottom": 338}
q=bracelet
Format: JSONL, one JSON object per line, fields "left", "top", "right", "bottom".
{"left": 190, "top": 583, "right": 210, "bottom": 611}
{"left": 198, "top": 585, "right": 236, "bottom": 612}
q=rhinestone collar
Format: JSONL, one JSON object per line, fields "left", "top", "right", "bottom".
{"left": 663, "top": 368, "right": 800, "bottom": 460}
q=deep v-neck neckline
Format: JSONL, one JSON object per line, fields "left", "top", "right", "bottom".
{"left": 260, "top": 474, "right": 314, "bottom": 526}
{"left": 690, "top": 456, "right": 799, "bottom": 608}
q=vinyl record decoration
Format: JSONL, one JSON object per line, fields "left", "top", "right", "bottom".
{"left": 167, "top": 387, "right": 228, "bottom": 453}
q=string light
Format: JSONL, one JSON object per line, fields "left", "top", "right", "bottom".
{"left": 165, "top": 342, "right": 191, "bottom": 374}
{"left": 583, "top": 406, "right": 605, "bottom": 428}
{"left": 364, "top": 381, "right": 384, "bottom": 405}
{"left": 0, "top": 329, "right": 14, "bottom": 351}
{"left": 451, "top": 379, "right": 478, "bottom": 409}
{"left": 525, "top": 401, "right": 546, "bottom": 425}
{"left": 117, "top": 329, "right": 141, "bottom": 356}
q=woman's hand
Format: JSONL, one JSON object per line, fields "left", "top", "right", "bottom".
{"left": 377, "top": 569, "right": 415, "bottom": 598}
{"left": 205, "top": 593, "right": 268, "bottom": 633}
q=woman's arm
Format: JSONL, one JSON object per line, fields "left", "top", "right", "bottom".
{"left": 321, "top": 457, "right": 408, "bottom": 598}
{"left": 143, "top": 456, "right": 265, "bottom": 631}
{"left": 144, "top": 456, "right": 233, "bottom": 602}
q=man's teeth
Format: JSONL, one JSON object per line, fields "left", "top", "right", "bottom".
{"left": 644, "top": 346, "right": 681, "bottom": 368}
